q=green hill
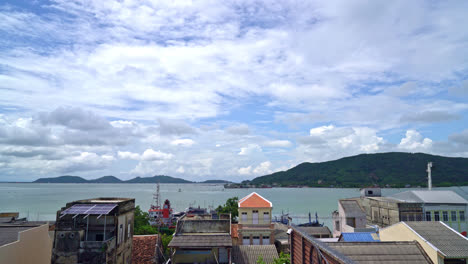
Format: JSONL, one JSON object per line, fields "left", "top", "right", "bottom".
{"left": 33, "top": 175, "right": 192, "bottom": 183}
{"left": 34, "top": 175, "right": 88, "bottom": 183}
{"left": 247, "top": 152, "right": 468, "bottom": 188}
{"left": 89, "top": 176, "right": 122, "bottom": 183}
{"left": 124, "top": 175, "right": 192, "bottom": 183}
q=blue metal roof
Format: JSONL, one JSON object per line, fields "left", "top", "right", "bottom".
{"left": 340, "top": 232, "right": 380, "bottom": 242}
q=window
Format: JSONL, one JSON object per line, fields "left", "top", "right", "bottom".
{"left": 451, "top": 211, "right": 457, "bottom": 222}
{"left": 252, "top": 236, "right": 260, "bottom": 245}
{"left": 460, "top": 211, "right": 465, "bottom": 222}
{"left": 263, "top": 212, "right": 269, "bottom": 223}
{"left": 242, "top": 212, "right": 247, "bottom": 223}
{"left": 443, "top": 211, "right": 448, "bottom": 222}
{"left": 252, "top": 210, "right": 259, "bottom": 224}
{"left": 119, "top": 224, "right": 123, "bottom": 244}
{"left": 128, "top": 223, "right": 131, "bottom": 239}
{"left": 408, "top": 214, "right": 414, "bottom": 221}
{"left": 434, "top": 211, "right": 440, "bottom": 221}
{"left": 425, "top": 211, "right": 431, "bottom": 221}
{"left": 335, "top": 221, "right": 340, "bottom": 231}
{"left": 242, "top": 236, "right": 250, "bottom": 245}
{"left": 367, "top": 190, "right": 373, "bottom": 195}
{"left": 346, "top": 217, "right": 356, "bottom": 228}
{"left": 262, "top": 236, "right": 270, "bottom": 244}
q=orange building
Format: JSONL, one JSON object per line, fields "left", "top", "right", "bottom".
{"left": 237, "top": 192, "right": 274, "bottom": 245}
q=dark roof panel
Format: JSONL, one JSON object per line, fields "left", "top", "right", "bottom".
{"left": 326, "top": 242, "right": 433, "bottom": 264}
{"left": 169, "top": 234, "right": 232, "bottom": 248}
{"left": 232, "top": 245, "right": 279, "bottom": 264}
{"left": 405, "top": 221, "right": 468, "bottom": 258}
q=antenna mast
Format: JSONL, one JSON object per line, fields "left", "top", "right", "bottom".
{"left": 427, "top": 162, "right": 433, "bottom": 191}
{"left": 153, "top": 182, "right": 161, "bottom": 209}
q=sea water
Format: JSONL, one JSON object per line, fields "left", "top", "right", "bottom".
{"left": 1, "top": 183, "right": 467, "bottom": 228}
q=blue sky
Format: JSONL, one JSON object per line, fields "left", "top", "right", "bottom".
{"left": 0, "top": 0, "right": 467, "bottom": 181}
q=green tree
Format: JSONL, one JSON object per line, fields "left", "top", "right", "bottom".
{"left": 273, "top": 253, "right": 290, "bottom": 264}
{"left": 216, "top": 196, "right": 239, "bottom": 221}
{"left": 256, "top": 256, "right": 266, "bottom": 264}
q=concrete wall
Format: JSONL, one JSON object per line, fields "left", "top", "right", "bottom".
{"left": 0, "top": 224, "right": 53, "bottom": 264}
{"left": 333, "top": 200, "right": 366, "bottom": 237}
{"left": 238, "top": 207, "right": 272, "bottom": 225}
{"left": 379, "top": 222, "right": 440, "bottom": 264}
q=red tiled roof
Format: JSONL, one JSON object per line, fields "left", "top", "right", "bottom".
{"left": 132, "top": 235, "right": 159, "bottom": 264}
{"left": 232, "top": 224, "right": 239, "bottom": 238}
{"left": 239, "top": 192, "right": 272, "bottom": 208}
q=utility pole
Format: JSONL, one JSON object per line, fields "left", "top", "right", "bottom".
{"left": 427, "top": 162, "right": 433, "bottom": 191}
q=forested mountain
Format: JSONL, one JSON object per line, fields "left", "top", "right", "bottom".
{"left": 33, "top": 175, "right": 192, "bottom": 183}
{"left": 247, "top": 152, "right": 468, "bottom": 187}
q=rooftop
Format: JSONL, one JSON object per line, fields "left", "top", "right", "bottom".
{"left": 238, "top": 192, "right": 272, "bottom": 208}
{"left": 132, "top": 235, "right": 160, "bottom": 264}
{"left": 297, "top": 226, "right": 332, "bottom": 236}
{"left": 339, "top": 232, "right": 380, "bottom": 242}
{"left": 404, "top": 221, "right": 468, "bottom": 258}
{"left": 0, "top": 222, "right": 48, "bottom": 247}
{"left": 340, "top": 199, "right": 365, "bottom": 215}
{"left": 326, "top": 242, "right": 433, "bottom": 264}
{"left": 168, "top": 234, "right": 232, "bottom": 248}
{"left": 232, "top": 245, "right": 279, "bottom": 264}
{"left": 390, "top": 190, "right": 468, "bottom": 204}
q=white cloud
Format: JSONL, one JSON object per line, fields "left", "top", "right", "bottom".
{"left": 141, "top": 149, "right": 174, "bottom": 161}
{"left": 238, "top": 144, "right": 262, "bottom": 156}
{"left": 238, "top": 166, "right": 252, "bottom": 175}
{"left": 263, "top": 140, "right": 292, "bottom": 148}
{"left": 399, "top": 130, "right": 432, "bottom": 150}
{"left": 252, "top": 161, "right": 273, "bottom": 175}
{"left": 117, "top": 151, "right": 140, "bottom": 160}
{"left": 170, "top": 139, "right": 195, "bottom": 147}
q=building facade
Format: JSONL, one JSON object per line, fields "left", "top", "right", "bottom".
{"left": 332, "top": 199, "right": 370, "bottom": 238}
{"left": 380, "top": 221, "right": 468, "bottom": 264}
{"left": 52, "top": 197, "right": 135, "bottom": 264}
{"left": 168, "top": 214, "right": 232, "bottom": 264}
{"left": 390, "top": 190, "right": 467, "bottom": 233}
{"left": 238, "top": 192, "right": 275, "bottom": 245}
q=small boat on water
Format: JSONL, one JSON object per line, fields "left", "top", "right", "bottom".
{"left": 298, "top": 212, "right": 324, "bottom": 227}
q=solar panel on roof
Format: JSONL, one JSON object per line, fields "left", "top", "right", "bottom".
{"left": 60, "top": 204, "right": 117, "bottom": 216}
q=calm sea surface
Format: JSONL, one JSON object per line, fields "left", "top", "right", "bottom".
{"left": 1, "top": 183, "right": 467, "bottom": 228}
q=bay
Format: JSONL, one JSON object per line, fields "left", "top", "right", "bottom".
{"left": 1, "top": 183, "right": 467, "bottom": 228}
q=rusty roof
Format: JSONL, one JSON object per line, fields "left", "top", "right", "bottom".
{"left": 238, "top": 192, "right": 272, "bottom": 208}
{"left": 132, "top": 235, "right": 160, "bottom": 264}
{"left": 232, "top": 224, "right": 239, "bottom": 238}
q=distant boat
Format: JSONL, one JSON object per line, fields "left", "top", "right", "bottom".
{"left": 178, "top": 188, "right": 182, "bottom": 192}
{"left": 298, "top": 212, "right": 324, "bottom": 227}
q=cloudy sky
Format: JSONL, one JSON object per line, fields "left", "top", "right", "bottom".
{"left": 1, "top": 0, "right": 467, "bottom": 182}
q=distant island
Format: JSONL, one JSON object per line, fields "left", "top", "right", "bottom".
{"left": 240, "top": 152, "right": 468, "bottom": 188}
{"left": 33, "top": 175, "right": 228, "bottom": 184}
{"left": 30, "top": 152, "right": 468, "bottom": 187}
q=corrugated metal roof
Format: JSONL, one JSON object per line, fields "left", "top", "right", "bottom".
{"left": 339, "top": 233, "right": 380, "bottom": 242}
{"left": 390, "top": 190, "right": 468, "bottom": 204}
{"left": 297, "top": 226, "right": 332, "bottom": 236}
{"left": 232, "top": 245, "right": 279, "bottom": 264}
{"left": 405, "top": 221, "right": 468, "bottom": 258}
{"left": 326, "top": 242, "right": 434, "bottom": 264}
{"left": 168, "top": 234, "right": 232, "bottom": 248}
